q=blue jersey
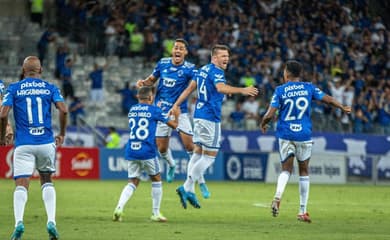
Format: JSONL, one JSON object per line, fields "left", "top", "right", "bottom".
{"left": 271, "top": 81, "right": 325, "bottom": 141}
{"left": 193, "top": 63, "right": 226, "bottom": 122}
{"left": 2, "top": 77, "right": 65, "bottom": 146}
{"left": 152, "top": 58, "right": 196, "bottom": 114}
{"left": 89, "top": 69, "right": 103, "bottom": 89}
{"left": 124, "top": 103, "right": 169, "bottom": 160}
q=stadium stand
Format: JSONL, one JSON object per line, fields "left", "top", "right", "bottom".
{"left": 0, "top": 0, "right": 389, "bottom": 135}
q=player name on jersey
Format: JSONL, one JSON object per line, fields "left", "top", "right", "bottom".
{"left": 281, "top": 84, "right": 308, "bottom": 99}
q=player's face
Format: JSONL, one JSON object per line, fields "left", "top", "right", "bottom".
{"left": 171, "top": 42, "right": 188, "bottom": 65}
{"left": 213, "top": 49, "right": 230, "bottom": 70}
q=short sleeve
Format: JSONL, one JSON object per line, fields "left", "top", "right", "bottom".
{"left": 270, "top": 90, "right": 280, "bottom": 108}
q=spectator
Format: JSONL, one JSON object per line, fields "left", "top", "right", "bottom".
{"left": 377, "top": 89, "right": 390, "bottom": 135}
{"left": 116, "top": 81, "right": 138, "bottom": 116}
{"left": 105, "top": 126, "right": 121, "bottom": 149}
{"left": 30, "top": 0, "right": 44, "bottom": 26}
{"left": 37, "top": 26, "right": 56, "bottom": 64}
{"left": 229, "top": 102, "right": 246, "bottom": 130}
{"left": 60, "top": 58, "right": 75, "bottom": 100}
{"left": 242, "top": 95, "right": 259, "bottom": 130}
{"left": 88, "top": 61, "right": 108, "bottom": 108}
{"left": 54, "top": 41, "right": 69, "bottom": 79}
{"left": 69, "top": 96, "right": 85, "bottom": 126}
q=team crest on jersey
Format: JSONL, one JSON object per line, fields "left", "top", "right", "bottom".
{"left": 178, "top": 70, "right": 184, "bottom": 77}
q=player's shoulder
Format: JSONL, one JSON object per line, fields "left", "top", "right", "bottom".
{"left": 159, "top": 57, "right": 172, "bottom": 64}
{"left": 183, "top": 60, "right": 195, "bottom": 69}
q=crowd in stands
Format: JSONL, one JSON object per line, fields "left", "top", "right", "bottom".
{"left": 35, "top": 0, "right": 389, "bottom": 135}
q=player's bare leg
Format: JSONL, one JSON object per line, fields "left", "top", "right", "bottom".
{"left": 157, "top": 137, "right": 176, "bottom": 182}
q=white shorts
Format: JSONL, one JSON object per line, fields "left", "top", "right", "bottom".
{"left": 156, "top": 113, "right": 193, "bottom": 137}
{"left": 13, "top": 143, "right": 57, "bottom": 179}
{"left": 90, "top": 89, "right": 104, "bottom": 102}
{"left": 278, "top": 138, "right": 313, "bottom": 162}
{"left": 193, "top": 118, "right": 221, "bottom": 151}
{"left": 127, "top": 157, "right": 161, "bottom": 179}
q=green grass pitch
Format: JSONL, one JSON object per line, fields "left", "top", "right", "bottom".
{"left": 0, "top": 180, "right": 389, "bottom": 240}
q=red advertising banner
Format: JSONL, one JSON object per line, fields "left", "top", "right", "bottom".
{"left": 0, "top": 146, "right": 99, "bottom": 179}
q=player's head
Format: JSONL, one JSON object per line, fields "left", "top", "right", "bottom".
{"left": 211, "top": 44, "right": 230, "bottom": 70}
{"left": 283, "top": 60, "right": 302, "bottom": 82}
{"left": 137, "top": 86, "right": 154, "bottom": 103}
{"left": 171, "top": 38, "right": 188, "bottom": 65}
{"left": 22, "top": 56, "right": 42, "bottom": 78}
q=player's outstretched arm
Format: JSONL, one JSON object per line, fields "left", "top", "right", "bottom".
{"left": 55, "top": 101, "right": 68, "bottom": 147}
{"left": 260, "top": 106, "right": 277, "bottom": 134}
{"left": 136, "top": 75, "right": 157, "bottom": 88}
{"left": 321, "top": 95, "right": 352, "bottom": 114}
{"left": 216, "top": 83, "right": 259, "bottom": 96}
{"left": 173, "top": 80, "right": 197, "bottom": 109}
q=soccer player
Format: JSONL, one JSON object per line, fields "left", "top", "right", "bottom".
{"left": 173, "top": 44, "right": 258, "bottom": 209}
{"left": 0, "top": 56, "right": 68, "bottom": 240}
{"left": 260, "top": 60, "right": 351, "bottom": 223}
{"left": 0, "top": 79, "right": 13, "bottom": 144}
{"left": 112, "top": 86, "right": 180, "bottom": 222}
{"left": 137, "top": 38, "right": 210, "bottom": 197}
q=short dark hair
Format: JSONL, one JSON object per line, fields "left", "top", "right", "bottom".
{"left": 137, "top": 86, "right": 153, "bottom": 100}
{"left": 285, "top": 60, "right": 302, "bottom": 78}
{"left": 175, "top": 38, "right": 189, "bottom": 49}
{"left": 211, "top": 44, "right": 230, "bottom": 56}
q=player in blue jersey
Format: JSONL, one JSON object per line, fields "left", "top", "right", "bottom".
{"left": 0, "top": 79, "right": 13, "bottom": 144}
{"left": 0, "top": 56, "right": 68, "bottom": 240}
{"left": 261, "top": 60, "right": 351, "bottom": 223}
{"left": 137, "top": 39, "right": 210, "bottom": 196}
{"left": 112, "top": 86, "right": 180, "bottom": 222}
{"left": 172, "top": 44, "right": 258, "bottom": 209}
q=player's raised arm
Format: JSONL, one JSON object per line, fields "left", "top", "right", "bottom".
{"left": 215, "top": 83, "right": 258, "bottom": 96}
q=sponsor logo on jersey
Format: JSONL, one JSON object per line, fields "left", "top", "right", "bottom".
{"left": 131, "top": 141, "right": 142, "bottom": 150}
{"left": 290, "top": 123, "right": 302, "bottom": 132}
{"left": 163, "top": 77, "right": 176, "bottom": 87}
{"left": 29, "top": 126, "right": 45, "bottom": 135}
{"left": 71, "top": 152, "right": 93, "bottom": 177}
{"left": 20, "top": 81, "right": 46, "bottom": 89}
{"left": 196, "top": 102, "right": 204, "bottom": 109}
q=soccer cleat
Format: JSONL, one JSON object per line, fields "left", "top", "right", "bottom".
{"left": 271, "top": 198, "right": 281, "bottom": 217}
{"left": 47, "top": 221, "right": 60, "bottom": 240}
{"left": 166, "top": 165, "right": 176, "bottom": 183}
{"left": 199, "top": 183, "right": 210, "bottom": 199}
{"left": 150, "top": 213, "right": 167, "bottom": 222}
{"left": 10, "top": 221, "right": 24, "bottom": 240}
{"left": 297, "top": 212, "right": 312, "bottom": 223}
{"left": 176, "top": 185, "right": 188, "bottom": 209}
{"left": 187, "top": 192, "right": 201, "bottom": 209}
{"left": 112, "top": 208, "right": 123, "bottom": 222}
